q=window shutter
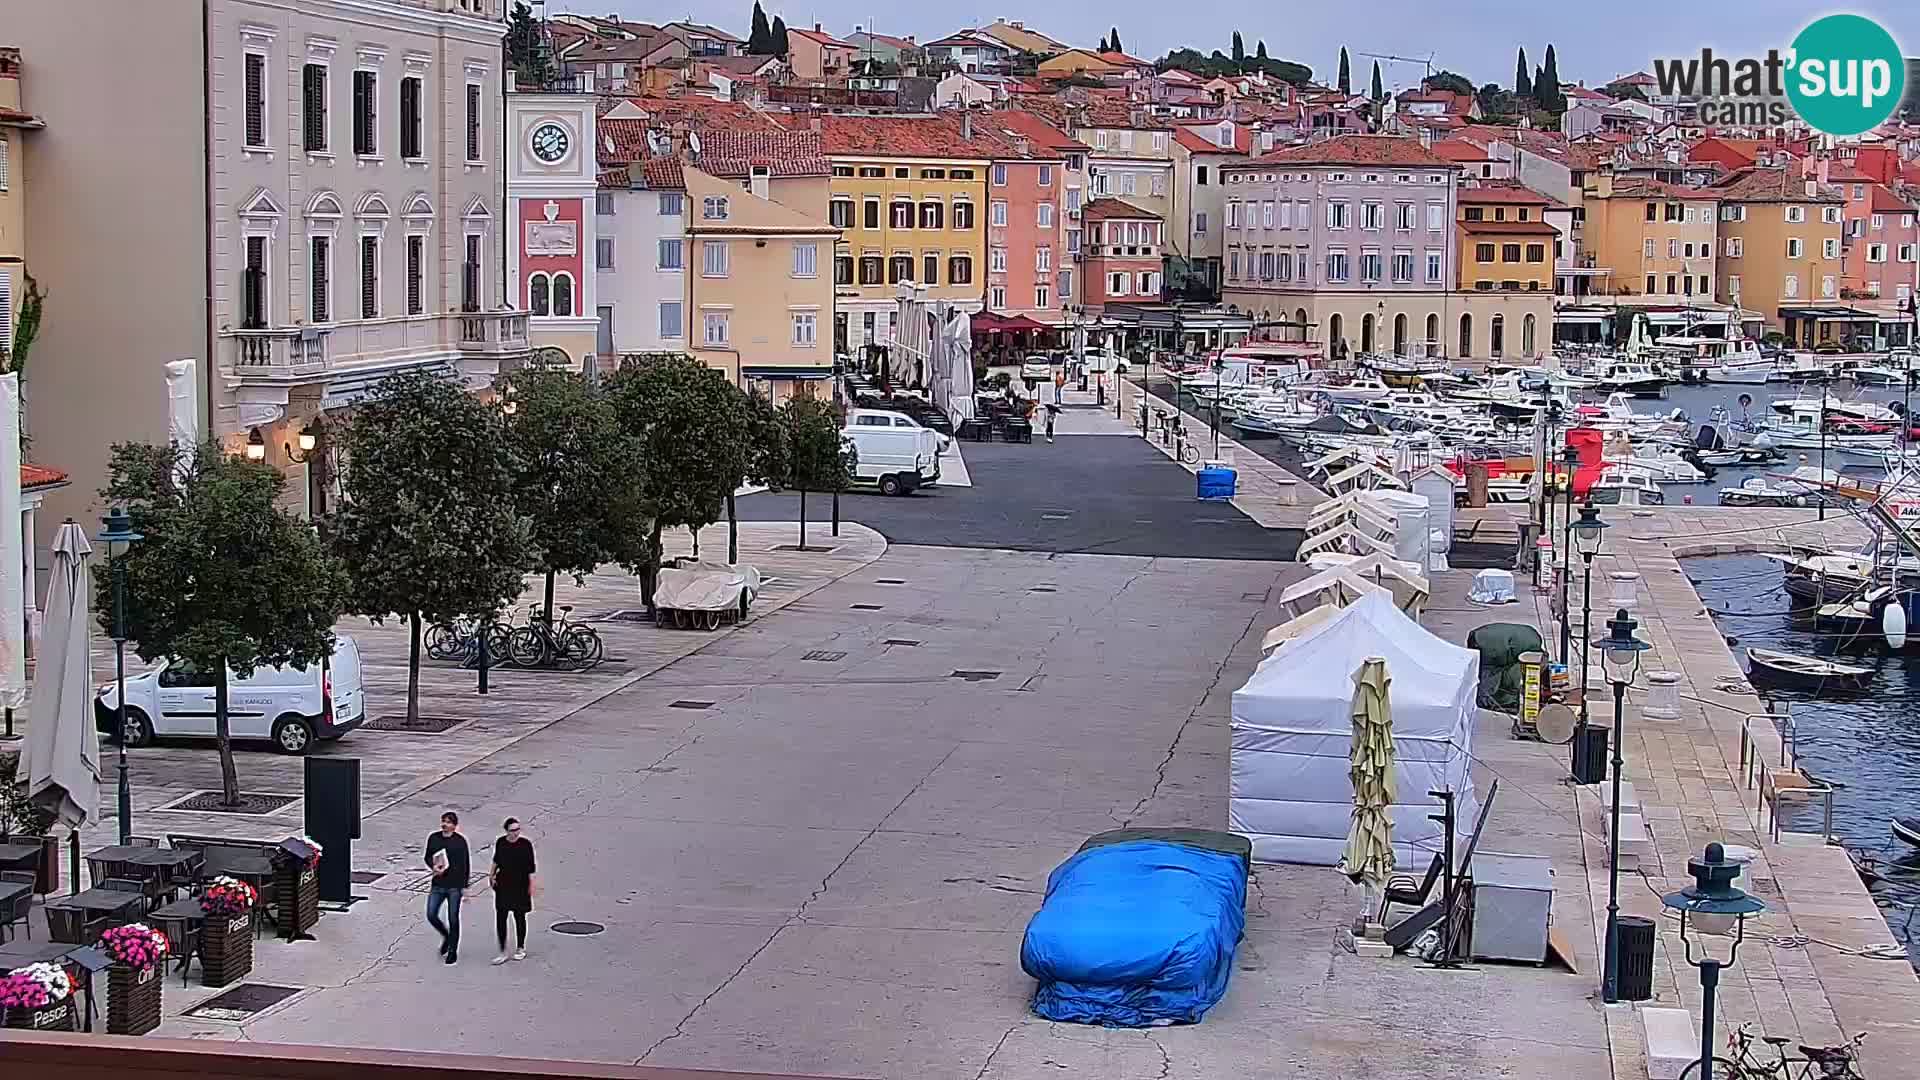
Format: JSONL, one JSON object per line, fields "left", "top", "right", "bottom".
{"left": 360, "top": 236, "right": 378, "bottom": 317}
{"left": 466, "top": 84, "right": 481, "bottom": 161}
{"left": 406, "top": 235, "right": 424, "bottom": 315}
{"left": 303, "top": 65, "right": 325, "bottom": 151}
{"left": 0, "top": 271, "right": 12, "bottom": 355}
{"left": 244, "top": 54, "right": 265, "bottom": 146}
{"left": 463, "top": 234, "right": 480, "bottom": 311}
{"left": 0, "top": 135, "right": 9, "bottom": 191}
{"left": 311, "top": 237, "right": 329, "bottom": 322}
{"left": 400, "top": 78, "right": 420, "bottom": 159}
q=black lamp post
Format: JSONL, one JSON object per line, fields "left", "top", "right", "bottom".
{"left": 1559, "top": 443, "right": 1582, "bottom": 665}
{"left": 1662, "top": 843, "right": 1767, "bottom": 1080}
{"left": 98, "top": 508, "right": 143, "bottom": 846}
{"left": 1570, "top": 503, "right": 1608, "bottom": 782}
{"left": 284, "top": 418, "right": 325, "bottom": 519}
{"left": 1599, "top": 606, "right": 1650, "bottom": 1005}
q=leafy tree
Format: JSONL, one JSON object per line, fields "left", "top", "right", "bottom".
{"left": 777, "top": 397, "right": 853, "bottom": 551}
{"left": 770, "top": 16, "right": 790, "bottom": 58}
{"left": 498, "top": 366, "right": 650, "bottom": 631}
{"left": 1155, "top": 47, "right": 1309, "bottom": 85}
{"left": 1256, "top": 41, "right": 1268, "bottom": 62}
{"left": 1477, "top": 82, "right": 1522, "bottom": 122}
{"left": 747, "top": 1, "right": 772, "bottom": 54}
{"left": 739, "top": 390, "right": 789, "bottom": 563}
{"left": 1337, "top": 47, "right": 1351, "bottom": 94}
{"left": 1537, "top": 44, "right": 1564, "bottom": 112}
{"left": 503, "top": 2, "right": 555, "bottom": 89}
{"left": 1514, "top": 47, "right": 1531, "bottom": 98}
{"left": 1369, "top": 61, "right": 1384, "bottom": 103}
{"left": 1426, "top": 69, "right": 1474, "bottom": 96}
{"left": 604, "top": 354, "right": 752, "bottom": 608}
{"left": 1602, "top": 79, "right": 1647, "bottom": 101}
{"left": 328, "top": 372, "right": 532, "bottom": 724}
{"left": 1108, "top": 28, "right": 1122, "bottom": 55}
{"left": 1231, "top": 32, "right": 1244, "bottom": 67}
{"left": 103, "top": 441, "right": 346, "bottom": 805}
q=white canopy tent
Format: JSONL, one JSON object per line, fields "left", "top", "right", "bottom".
{"left": 1230, "top": 591, "right": 1480, "bottom": 865}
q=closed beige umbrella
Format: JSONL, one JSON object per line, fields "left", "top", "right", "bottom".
{"left": 1338, "top": 657, "right": 1396, "bottom": 893}
{"left": 15, "top": 521, "right": 99, "bottom": 833}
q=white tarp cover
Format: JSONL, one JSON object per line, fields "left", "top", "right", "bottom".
{"left": 1230, "top": 591, "right": 1480, "bottom": 865}
{"left": 654, "top": 562, "right": 762, "bottom": 612}
{"left": 0, "top": 374, "right": 23, "bottom": 709}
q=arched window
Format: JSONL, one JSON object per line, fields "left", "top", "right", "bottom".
{"left": 1360, "top": 313, "right": 1376, "bottom": 355}
{"left": 1327, "top": 313, "right": 1344, "bottom": 359}
{"left": 1393, "top": 313, "right": 1409, "bottom": 356}
{"left": 1296, "top": 308, "right": 1308, "bottom": 344}
{"left": 1425, "top": 313, "right": 1440, "bottom": 355}
{"left": 1523, "top": 313, "right": 1537, "bottom": 358}
{"left": 1458, "top": 313, "right": 1473, "bottom": 358}
{"left": 552, "top": 272, "right": 575, "bottom": 317}
{"left": 1490, "top": 313, "right": 1505, "bottom": 358}
{"left": 529, "top": 273, "right": 550, "bottom": 316}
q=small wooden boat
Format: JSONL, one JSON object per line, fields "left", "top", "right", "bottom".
{"left": 1892, "top": 817, "right": 1920, "bottom": 850}
{"left": 1746, "top": 647, "right": 1872, "bottom": 692}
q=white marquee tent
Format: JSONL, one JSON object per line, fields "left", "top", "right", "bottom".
{"left": 1230, "top": 591, "right": 1480, "bottom": 865}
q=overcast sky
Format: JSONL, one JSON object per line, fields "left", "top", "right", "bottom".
{"left": 566, "top": 2, "right": 1919, "bottom": 92}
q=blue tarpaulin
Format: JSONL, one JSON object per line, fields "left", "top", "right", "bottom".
{"left": 1020, "top": 839, "right": 1248, "bottom": 1026}
{"left": 1197, "top": 467, "right": 1237, "bottom": 500}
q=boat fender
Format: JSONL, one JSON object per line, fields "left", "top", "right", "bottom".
{"left": 1884, "top": 601, "right": 1908, "bottom": 651}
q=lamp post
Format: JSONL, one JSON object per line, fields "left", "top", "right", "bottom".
{"left": 284, "top": 418, "right": 324, "bottom": 520}
{"left": 1599, "top": 607, "right": 1650, "bottom": 1005}
{"left": 1570, "top": 504, "right": 1608, "bottom": 782}
{"left": 98, "top": 508, "right": 143, "bottom": 846}
{"left": 1559, "top": 444, "right": 1582, "bottom": 666}
{"left": 1662, "top": 843, "right": 1767, "bottom": 1080}
{"left": 244, "top": 426, "right": 266, "bottom": 462}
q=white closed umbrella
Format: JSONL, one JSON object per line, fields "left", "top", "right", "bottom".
{"left": 1337, "top": 657, "right": 1396, "bottom": 896}
{"left": 15, "top": 521, "right": 99, "bottom": 832}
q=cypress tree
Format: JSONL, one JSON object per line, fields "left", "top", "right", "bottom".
{"left": 1337, "top": 47, "right": 1351, "bottom": 94}
{"left": 1370, "top": 60, "right": 1383, "bottom": 102}
{"left": 1256, "top": 41, "right": 1268, "bottom": 62}
{"left": 1108, "top": 28, "right": 1123, "bottom": 54}
{"left": 1232, "top": 32, "right": 1244, "bottom": 66}
{"left": 1540, "top": 44, "right": 1563, "bottom": 111}
{"left": 770, "top": 15, "right": 789, "bottom": 58}
{"left": 1514, "top": 47, "right": 1531, "bottom": 98}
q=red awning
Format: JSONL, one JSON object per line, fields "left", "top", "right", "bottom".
{"left": 971, "top": 311, "right": 1047, "bottom": 333}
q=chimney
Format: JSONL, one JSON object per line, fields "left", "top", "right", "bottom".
{"left": 962, "top": 110, "right": 973, "bottom": 140}
{"left": 750, "top": 165, "right": 771, "bottom": 201}
{"left": 1817, "top": 156, "right": 1830, "bottom": 185}
{"left": 1417, "top": 127, "right": 1434, "bottom": 149}
{"left": 813, "top": 22, "right": 821, "bottom": 32}
{"left": 810, "top": 115, "right": 823, "bottom": 132}
{"left": 1016, "top": 135, "right": 1030, "bottom": 155}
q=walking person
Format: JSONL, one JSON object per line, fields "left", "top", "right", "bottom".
{"left": 490, "top": 818, "right": 538, "bottom": 964}
{"left": 424, "top": 811, "right": 470, "bottom": 964}
{"left": 1043, "top": 401, "right": 1060, "bottom": 444}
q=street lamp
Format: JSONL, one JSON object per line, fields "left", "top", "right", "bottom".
{"left": 244, "top": 426, "right": 266, "bottom": 462}
{"left": 1599, "top": 606, "right": 1650, "bottom": 1005}
{"left": 1558, "top": 444, "right": 1582, "bottom": 665}
{"left": 1662, "top": 843, "right": 1767, "bottom": 1080}
{"left": 285, "top": 418, "right": 324, "bottom": 519}
{"left": 1570, "top": 503, "right": 1608, "bottom": 783}
{"left": 97, "top": 508, "right": 143, "bottom": 846}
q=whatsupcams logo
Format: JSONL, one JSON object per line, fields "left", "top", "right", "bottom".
{"left": 1652, "top": 14, "right": 1906, "bottom": 136}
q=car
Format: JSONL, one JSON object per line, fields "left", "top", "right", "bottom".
{"left": 94, "top": 634, "right": 366, "bottom": 755}
{"left": 1081, "top": 349, "right": 1130, "bottom": 375}
{"left": 1020, "top": 355, "right": 1055, "bottom": 382}
{"left": 843, "top": 408, "right": 944, "bottom": 495}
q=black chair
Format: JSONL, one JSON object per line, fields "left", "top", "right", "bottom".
{"left": 127, "top": 836, "right": 160, "bottom": 848}
{"left": 45, "top": 905, "right": 87, "bottom": 944}
{"left": 0, "top": 870, "right": 32, "bottom": 943}
{"left": 1378, "top": 853, "right": 1446, "bottom": 925}
{"left": 100, "top": 877, "right": 150, "bottom": 917}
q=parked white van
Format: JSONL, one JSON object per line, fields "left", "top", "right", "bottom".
{"left": 94, "top": 634, "right": 366, "bottom": 755}
{"left": 842, "top": 409, "right": 943, "bottom": 496}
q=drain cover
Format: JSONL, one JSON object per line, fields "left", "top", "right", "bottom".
{"left": 884, "top": 639, "right": 921, "bottom": 647}
{"left": 950, "top": 670, "right": 1001, "bottom": 682}
{"left": 349, "top": 871, "right": 386, "bottom": 885}
{"left": 875, "top": 578, "right": 907, "bottom": 585}
{"left": 669, "top": 700, "right": 714, "bottom": 710}
{"left": 551, "top": 920, "right": 606, "bottom": 936}
{"left": 802, "top": 650, "right": 847, "bottom": 662}
{"left": 184, "top": 983, "right": 304, "bottom": 1020}
{"left": 367, "top": 714, "right": 467, "bottom": 734}
{"left": 850, "top": 603, "right": 883, "bottom": 610}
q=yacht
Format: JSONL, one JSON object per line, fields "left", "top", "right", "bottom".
{"left": 1718, "top": 465, "right": 1841, "bottom": 507}
{"left": 1587, "top": 466, "right": 1665, "bottom": 507}
{"left": 1593, "top": 359, "right": 1670, "bottom": 396}
{"left": 1313, "top": 375, "right": 1395, "bottom": 404}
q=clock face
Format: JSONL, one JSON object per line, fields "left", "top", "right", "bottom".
{"left": 530, "top": 123, "right": 570, "bottom": 163}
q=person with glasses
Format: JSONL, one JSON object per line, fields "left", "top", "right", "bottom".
{"left": 489, "top": 818, "right": 538, "bottom": 964}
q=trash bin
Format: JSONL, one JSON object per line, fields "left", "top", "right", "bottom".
{"left": 1197, "top": 467, "right": 1236, "bottom": 501}
{"left": 1615, "top": 915, "right": 1656, "bottom": 1001}
{"left": 1572, "top": 725, "right": 1608, "bottom": 786}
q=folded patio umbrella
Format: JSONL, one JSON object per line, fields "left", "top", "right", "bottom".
{"left": 1338, "top": 657, "right": 1396, "bottom": 890}
{"left": 16, "top": 520, "right": 99, "bottom": 831}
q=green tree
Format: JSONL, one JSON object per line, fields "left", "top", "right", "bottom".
{"left": 498, "top": 366, "right": 650, "bottom": 632}
{"left": 102, "top": 441, "right": 346, "bottom": 804}
{"left": 1514, "top": 47, "right": 1531, "bottom": 98}
{"left": 1256, "top": 41, "right": 1268, "bottom": 62}
{"left": 777, "top": 397, "right": 854, "bottom": 551}
{"left": 747, "top": 1, "right": 772, "bottom": 54}
{"left": 1426, "top": 69, "right": 1474, "bottom": 96}
{"left": 603, "top": 354, "right": 752, "bottom": 609}
{"left": 328, "top": 372, "right": 533, "bottom": 724}
{"left": 1337, "top": 47, "right": 1351, "bottom": 94}
{"left": 739, "top": 389, "right": 789, "bottom": 563}
{"left": 1537, "top": 44, "right": 1564, "bottom": 112}
{"left": 1477, "top": 82, "right": 1522, "bottom": 122}
{"left": 1108, "top": 28, "right": 1122, "bottom": 55}
{"left": 770, "top": 15, "right": 790, "bottom": 58}
{"left": 503, "top": 2, "right": 555, "bottom": 88}
{"left": 1369, "top": 61, "right": 1384, "bottom": 102}
{"left": 0, "top": 270, "right": 43, "bottom": 377}
{"left": 1231, "top": 32, "right": 1244, "bottom": 67}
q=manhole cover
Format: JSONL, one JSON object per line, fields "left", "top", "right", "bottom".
{"left": 883, "top": 639, "right": 921, "bottom": 647}
{"left": 950, "top": 670, "right": 1001, "bottom": 682}
{"left": 157, "top": 791, "right": 300, "bottom": 816}
{"left": 367, "top": 714, "right": 467, "bottom": 734}
{"left": 349, "top": 871, "right": 387, "bottom": 884}
{"left": 802, "top": 650, "right": 847, "bottom": 662}
{"left": 551, "top": 920, "right": 606, "bottom": 936}
{"left": 850, "top": 603, "right": 884, "bottom": 610}
{"left": 184, "top": 983, "right": 304, "bottom": 1020}
{"left": 876, "top": 578, "right": 907, "bottom": 585}
{"left": 1242, "top": 590, "right": 1272, "bottom": 603}
{"left": 669, "top": 700, "right": 714, "bottom": 710}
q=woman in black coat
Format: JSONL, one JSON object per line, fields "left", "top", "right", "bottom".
{"left": 489, "top": 818, "right": 537, "bottom": 964}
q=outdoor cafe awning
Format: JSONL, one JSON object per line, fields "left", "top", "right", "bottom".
{"left": 971, "top": 311, "right": 1047, "bottom": 333}
{"left": 1778, "top": 305, "right": 1876, "bottom": 323}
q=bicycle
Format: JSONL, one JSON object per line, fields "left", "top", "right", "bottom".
{"left": 1678, "top": 1024, "right": 1866, "bottom": 1080}
{"left": 425, "top": 610, "right": 516, "bottom": 665}
{"left": 507, "top": 604, "right": 604, "bottom": 670}
{"left": 1171, "top": 421, "right": 1201, "bottom": 465}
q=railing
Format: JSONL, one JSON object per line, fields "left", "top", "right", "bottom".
{"left": 226, "top": 328, "right": 329, "bottom": 372}
{"left": 226, "top": 311, "right": 531, "bottom": 379}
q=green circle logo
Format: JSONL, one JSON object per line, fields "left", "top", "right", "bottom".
{"left": 1786, "top": 15, "right": 1905, "bottom": 136}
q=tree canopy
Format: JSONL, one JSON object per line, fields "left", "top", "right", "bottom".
{"left": 1369, "top": 61, "right": 1384, "bottom": 102}
{"left": 746, "top": 2, "right": 772, "bottom": 54}
{"left": 1107, "top": 28, "right": 1122, "bottom": 54}
{"left": 503, "top": 2, "right": 555, "bottom": 88}
{"left": 1337, "top": 47, "right": 1351, "bottom": 94}
{"left": 770, "top": 16, "right": 790, "bottom": 58}
{"left": 1536, "top": 44, "right": 1564, "bottom": 112}
{"left": 1156, "top": 47, "right": 1309, "bottom": 84}
{"left": 1514, "top": 47, "right": 1532, "bottom": 98}
{"left": 777, "top": 397, "right": 854, "bottom": 551}
{"left": 1231, "top": 32, "right": 1244, "bottom": 66}
{"left": 1426, "top": 69, "right": 1474, "bottom": 96}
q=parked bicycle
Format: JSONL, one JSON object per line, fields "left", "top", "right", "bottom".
{"left": 424, "top": 610, "right": 516, "bottom": 665}
{"left": 1171, "top": 421, "right": 1200, "bottom": 465}
{"left": 507, "top": 605, "right": 605, "bottom": 670}
{"left": 1679, "top": 1025, "right": 1866, "bottom": 1080}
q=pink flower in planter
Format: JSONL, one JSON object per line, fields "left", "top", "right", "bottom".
{"left": 200, "top": 876, "right": 258, "bottom": 917}
{"left": 0, "top": 963, "right": 73, "bottom": 1009}
{"left": 100, "top": 923, "right": 172, "bottom": 972}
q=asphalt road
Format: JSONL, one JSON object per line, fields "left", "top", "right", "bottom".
{"left": 738, "top": 434, "right": 1302, "bottom": 560}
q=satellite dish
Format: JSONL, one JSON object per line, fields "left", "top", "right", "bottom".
{"left": 1536, "top": 703, "right": 1578, "bottom": 745}
{"left": 1885, "top": 601, "right": 1908, "bottom": 651}
{"left": 687, "top": 131, "right": 702, "bottom": 157}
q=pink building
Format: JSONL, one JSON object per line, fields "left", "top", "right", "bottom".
{"left": 986, "top": 110, "right": 1081, "bottom": 324}
{"left": 1837, "top": 177, "right": 1919, "bottom": 304}
{"left": 1080, "top": 198, "right": 1163, "bottom": 314}
{"left": 786, "top": 25, "right": 854, "bottom": 81}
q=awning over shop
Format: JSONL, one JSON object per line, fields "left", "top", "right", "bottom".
{"left": 970, "top": 311, "right": 1048, "bottom": 333}
{"left": 1778, "top": 305, "right": 1875, "bottom": 322}
{"left": 742, "top": 366, "right": 834, "bottom": 380}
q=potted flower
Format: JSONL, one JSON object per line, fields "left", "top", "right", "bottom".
{"left": 198, "top": 876, "right": 257, "bottom": 987}
{"left": 99, "top": 923, "right": 170, "bottom": 1035}
{"left": 0, "top": 961, "right": 77, "bottom": 1031}
{"left": 275, "top": 836, "right": 323, "bottom": 940}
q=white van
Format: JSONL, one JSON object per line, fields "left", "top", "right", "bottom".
{"left": 842, "top": 409, "right": 943, "bottom": 496}
{"left": 94, "top": 634, "right": 366, "bottom": 755}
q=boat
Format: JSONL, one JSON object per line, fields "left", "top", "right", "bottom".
{"left": 1587, "top": 466, "right": 1665, "bottom": 507}
{"left": 1593, "top": 360, "right": 1670, "bottom": 396}
{"left": 1719, "top": 466, "right": 1841, "bottom": 508}
{"left": 1850, "top": 364, "right": 1915, "bottom": 387}
{"left": 1745, "top": 647, "right": 1872, "bottom": 691}
{"left": 1313, "top": 375, "right": 1395, "bottom": 404}
{"left": 1703, "top": 359, "right": 1774, "bottom": 384}
{"left": 1893, "top": 817, "right": 1920, "bottom": 849}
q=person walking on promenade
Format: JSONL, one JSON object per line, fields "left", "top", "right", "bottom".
{"left": 424, "top": 811, "right": 470, "bottom": 964}
{"left": 489, "top": 817, "right": 538, "bottom": 964}
{"left": 1043, "top": 401, "right": 1060, "bottom": 443}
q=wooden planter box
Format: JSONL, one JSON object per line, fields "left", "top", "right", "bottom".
{"left": 3, "top": 996, "right": 78, "bottom": 1031}
{"left": 108, "top": 963, "right": 163, "bottom": 1036}
{"left": 200, "top": 912, "right": 254, "bottom": 987}
{"left": 274, "top": 861, "right": 320, "bottom": 940}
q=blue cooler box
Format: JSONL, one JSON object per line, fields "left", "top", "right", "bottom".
{"left": 1196, "top": 467, "right": 1236, "bottom": 500}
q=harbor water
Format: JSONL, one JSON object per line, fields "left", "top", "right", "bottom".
{"left": 1658, "top": 381, "right": 1912, "bottom": 505}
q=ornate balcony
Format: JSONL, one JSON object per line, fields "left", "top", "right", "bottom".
{"left": 221, "top": 310, "right": 532, "bottom": 417}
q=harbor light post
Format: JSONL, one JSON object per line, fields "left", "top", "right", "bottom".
{"left": 1559, "top": 444, "right": 1582, "bottom": 666}
{"left": 1570, "top": 504, "right": 1608, "bottom": 782}
{"left": 99, "top": 508, "right": 144, "bottom": 846}
{"left": 1600, "top": 608, "right": 1650, "bottom": 1005}
{"left": 1662, "top": 844, "right": 1767, "bottom": 1080}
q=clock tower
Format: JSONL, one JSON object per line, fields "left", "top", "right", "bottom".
{"left": 505, "top": 80, "right": 599, "bottom": 369}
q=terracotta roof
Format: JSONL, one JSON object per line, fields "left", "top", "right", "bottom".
{"left": 1096, "top": 51, "right": 1150, "bottom": 67}
{"left": 1081, "top": 197, "right": 1159, "bottom": 221}
{"left": 1711, "top": 166, "right": 1842, "bottom": 204}
{"left": 638, "top": 158, "right": 684, "bottom": 190}
{"left": 1244, "top": 134, "right": 1457, "bottom": 169}
{"left": 1173, "top": 125, "right": 1251, "bottom": 155}
{"left": 22, "top": 464, "right": 67, "bottom": 489}
{"left": 697, "top": 54, "right": 783, "bottom": 75}
{"left": 782, "top": 112, "right": 1015, "bottom": 159}
{"left": 599, "top": 122, "right": 828, "bottom": 178}
{"left": 987, "top": 108, "right": 1082, "bottom": 152}
{"left": 1827, "top": 163, "right": 1876, "bottom": 183}
{"left": 598, "top": 166, "right": 630, "bottom": 186}
{"left": 570, "top": 34, "right": 676, "bottom": 63}
{"left": 1459, "top": 184, "right": 1554, "bottom": 205}
{"left": 1014, "top": 95, "right": 1173, "bottom": 132}
{"left": 1608, "top": 175, "right": 1717, "bottom": 199}
{"left": 1868, "top": 184, "right": 1916, "bottom": 214}
{"left": 602, "top": 96, "right": 783, "bottom": 131}
{"left": 1460, "top": 220, "right": 1560, "bottom": 235}
{"left": 663, "top": 21, "right": 743, "bottom": 44}
{"left": 787, "top": 27, "right": 852, "bottom": 48}
{"left": 850, "top": 30, "right": 915, "bottom": 50}
{"left": 1429, "top": 138, "right": 1493, "bottom": 163}
{"left": 1564, "top": 85, "right": 1611, "bottom": 102}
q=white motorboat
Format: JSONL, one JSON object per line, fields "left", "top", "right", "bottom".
{"left": 1587, "top": 466, "right": 1665, "bottom": 507}
{"left": 1718, "top": 465, "right": 1841, "bottom": 507}
{"left": 1593, "top": 360, "right": 1670, "bottom": 396}
{"left": 1575, "top": 393, "right": 1689, "bottom": 440}
{"left": 1312, "top": 375, "right": 1395, "bottom": 404}
{"left": 1704, "top": 360, "right": 1774, "bottom": 384}
{"left": 1850, "top": 364, "right": 1914, "bottom": 386}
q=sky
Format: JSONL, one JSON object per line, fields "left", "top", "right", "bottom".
{"left": 564, "top": 2, "right": 1920, "bottom": 94}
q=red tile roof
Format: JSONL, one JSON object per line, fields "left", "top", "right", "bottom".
{"left": 781, "top": 112, "right": 1016, "bottom": 159}
{"left": 1460, "top": 220, "right": 1560, "bottom": 235}
{"left": 1711, "top": 166, "right": 1842, "bottom": 204}
{"left": 1081, "top": 197, "right": 1159, "bottom": 221}
{"left": 1014, "top": 95, "right": 1173, "bottom": 131}
{"left": 986, "top": 108, "right": 1082, "bottom": 153}
{"left": 602, "top": 96, "right": 784, "bottom": 132}
{"left": 1608, "top": 175, "right": 1717, "bottom": 199}
{"left": 1866, "top": 184, "right": 1913, "bottom": 214}
{"left": 1246, "top": 134, "right": 1457, "bottom": 169}
{"left": 1564, "top": 85, "right": 1611, "bottom": 102}
{"left": 21, "top": 464, "right": 67, "bottom": 489}
{"left": 1429, "top": 138, "right": 1493, "bottom": 162}
{"left": 1172, "top": 125, "right": 1251, "bottom": 155}
{"left": 638, "top": 158, "right": 685, "bottom": 190}
{"left": 1459, "top": 184, "right": 1554, "bottom": 206}
{"left": 1096, "top": 51, "right": 1150, "bottom": 67}
{"left": 787, "top": 27, "right": 852, "bottom": 48}
{"left": 598, "top": 166, "right": 630, "bottom": 186}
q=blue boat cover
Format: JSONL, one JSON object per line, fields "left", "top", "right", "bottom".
{"left": 1020, "top": 840, "right": 1248, "bottom": 1026}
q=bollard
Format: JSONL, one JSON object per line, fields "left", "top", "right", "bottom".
{"left": 476, "top": 616, "right": 490, "bottom": 695}
{"left": 1608, "top": 571, "right": 1641, "bottom": 610}
{"left": 1642, "top": 671, "right": 1681, "bottom": 721}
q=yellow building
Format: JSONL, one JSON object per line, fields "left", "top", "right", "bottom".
{"left": 682, "top": 166, "right": 840, "bottom": 403}
{"left": 807, "top": 114, "right": 996, "bottom": 353}
{"left": 1708, "top": 166, "right": 1845, "bottom": 340}
{"left": 1457, "top": 186, "right": 1557, "bottom": 293}
{"left": 0, "top": 48, "right": 42, "bottom": 361}
{"left": 1581, "top": 174, "right": 1719, "bottom": 301}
